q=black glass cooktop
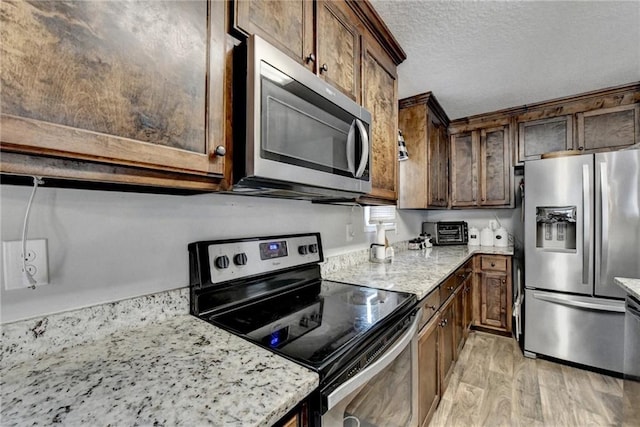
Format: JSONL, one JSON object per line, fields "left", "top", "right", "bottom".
{"left": 209, "top": 280, "right": 415, "bottom": 371}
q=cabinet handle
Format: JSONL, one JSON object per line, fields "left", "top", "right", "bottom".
{"left": 214, "top": 145, "right": 226, "bottom": 156}
{"left": 320, "top": 63, "right": 328, "bottom": 73}
{"left": 305, "top": 53, "right": 316, "bottom": 64}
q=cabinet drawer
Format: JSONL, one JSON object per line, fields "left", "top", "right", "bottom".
{"left": 479, "top": 255, "right": 508, "bottom": 272}
{"left": 439, "top": 274, "right": 459, "bottom": 302}
{"left": 419, "top": 289, "right": 441, "bottom": 330}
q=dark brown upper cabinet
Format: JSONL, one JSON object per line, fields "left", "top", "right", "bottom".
{"left": 517, "top": 115, "right": 574, "bottom": 162}
{"left": 1, "top": 0, "right": 227, "bottom": 191}
{"left": 450, "top": 124, "right": 512, "bottom": 208}
{"left": 577, "top": 103, "right": 639, "bottom": 152}
{"left": 398, "top": 92, "right": 449, "bottom": 209}
{"left": 363, "top": 33, "right": 398, "bottom": 202}
{"left": 234, "top": 0, "right": 361, "bottom": 102}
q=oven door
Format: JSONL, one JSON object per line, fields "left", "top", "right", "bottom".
{"left": 247, "top": 35, "right": 371, "bottom": 195}
{"left": 321, "top": 313, "right": 420, "bottom": 427}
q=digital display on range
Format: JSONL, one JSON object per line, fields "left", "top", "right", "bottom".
{"left": 259, "top": 241, "right": 288, "bottom": 260}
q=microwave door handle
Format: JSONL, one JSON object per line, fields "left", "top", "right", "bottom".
{"left": 354, "top": 118, "right": 369, "bottom": 178}
{"left": 346, "top": 119, "right": 357, "bottom": 176}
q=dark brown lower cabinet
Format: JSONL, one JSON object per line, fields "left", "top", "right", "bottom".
{"left": 417, "top": 315, "right": 440, "bottom": 427}
{"left": 438, "top": 295, "right": 456, "bottom": 395}
{"left": 454, "top": 285, "right": 465, "bottom": 356}
{"left": 479, "top": 272, "right": 510, "bottom": 331}
{"left": 463, "top": 274, "right": 474, "bottom": 338}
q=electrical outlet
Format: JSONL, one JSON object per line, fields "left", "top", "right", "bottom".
{"left": 2, "top": 239, "right": 49, "bottom": 290}
{"left": 346, "top": 223, "right": 354, "bottom": 242}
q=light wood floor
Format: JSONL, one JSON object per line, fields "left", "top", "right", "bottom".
{"left": 429, "top": 332, "right": 624, "bottom": 427}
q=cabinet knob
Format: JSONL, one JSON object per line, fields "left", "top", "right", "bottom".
{"left": 320, "top": 63, "right": 328, "bottom": 73}
{"left": 428, "top": 305, "right": 437, "bottom": 311}
{"left": 491, "top": 262, "right": 496, "bottom": 267}
{"left": 215, "top": 145, "right": 226, "bottom": 156}
{"left": 578, "top": 146, "right": 584, "bottom": 151}
{"left": 305, "top": 53, "right": 316, "bottom": 64}
{"left": 502, "top": 279, "right": 506, "bottom": 284}
{"left": 447, "top": 286, "right": 455, "bottom": 291}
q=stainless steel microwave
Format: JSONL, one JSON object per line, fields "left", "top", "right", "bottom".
{"left": 232, "top": 35, "right": 372, "bottom": 200}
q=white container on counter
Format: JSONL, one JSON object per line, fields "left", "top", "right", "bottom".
{"left": 494, "top": 227, "right": 508, "bottom": 247}
{"left": 480, "top": 227, "right": 494, "bottom": 246}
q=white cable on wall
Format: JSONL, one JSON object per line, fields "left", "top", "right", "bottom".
{"left": 21, "top": 176, "right": 44, "bottom": 289}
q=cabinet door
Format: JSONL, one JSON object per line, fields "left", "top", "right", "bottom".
{"left": 454, "top": 285, "right": 465, "bottom": 356}
{"left": 398, "top": 103, "right": 428, "bottom": 208}
{"left": 439, "top": 296, "right": 456, "bottom": 395}
{"left": 463, "top": 275, "right": 474, "bottom": 338}
{"left": 577, "top": 104, "right": 640, "bottom": 151}
{"left": 1, "top": 0, "right": 226, "bottom": 179}
{"left": 317, "top": 1, "right": 361, "bottom": 102}
{"left": 362, "top": 36, "right": 398, "bottom": 201}
{"left": 418, "top": 316, "right": 440, "bottom": 427}
{"left": 450, "top": 132, "right": 478, "bottom": 207}
{"left": 518, "top": 115, "right": 573, "bottom": 162}
{"left": 437, "top": 125, "right": 450, "bottom": 206}
{"left": 479, "top": 273, "right": 508, "bottom": 330}
{"left": 427, "top": 117, "right": 449, "bottom": 208}
{"left": 235, "top": 0, "right": 314, "bottom": 70}
{"left": 480, "top": 125, "right": 511, "bottom": 206}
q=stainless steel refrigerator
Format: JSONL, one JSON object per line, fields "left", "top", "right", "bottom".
{"left": 524, "top": 149, "right": 640, "bottom": 373}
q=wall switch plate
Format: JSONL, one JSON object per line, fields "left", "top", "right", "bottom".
{"left": 2, "top": 239, "right": 49, "bottom": 290}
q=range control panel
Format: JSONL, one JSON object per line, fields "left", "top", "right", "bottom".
{"left": 202, "top": 234, "right": 322, "bottom": 285}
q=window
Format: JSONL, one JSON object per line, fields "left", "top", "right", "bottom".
{"left": 364, "top": 206, "right": 397, "bottom": 233}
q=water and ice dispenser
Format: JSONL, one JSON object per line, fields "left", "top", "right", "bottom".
{"left": 535, "top": 206, "right": 577, "bottom": 251}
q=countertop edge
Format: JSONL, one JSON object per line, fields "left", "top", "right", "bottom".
{"left": 614, "top": 277, "right": 640, "bottom": 300}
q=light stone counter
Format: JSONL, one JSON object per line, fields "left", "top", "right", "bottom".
{"left": 615, "top": 277, "right": 640, "bottom": 300}
{"left": 324, "top": 245, "right": 514, "bottom": 300}
{"left": 0, "top": 314, "right": 318, "bottom": 427}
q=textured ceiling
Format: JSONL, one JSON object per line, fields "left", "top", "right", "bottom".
{"left": 370, "top": 1, "right": 640, "bottom": 120}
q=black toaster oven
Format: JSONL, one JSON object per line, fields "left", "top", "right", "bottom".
{"left": 422, "top": 221, "right": 468, "bottom": 245}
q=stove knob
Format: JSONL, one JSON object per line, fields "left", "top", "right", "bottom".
{"left": 215, "top": 255, "right": 230, "bottom": 269}
{"left": 298, "top": 245, "right": 308, "bottom": 255}
{"left": 233, "top": 253, "right": 248, "bottom": 266}
{"left": 308, "top": 243, "right": 318, "bottom": 254}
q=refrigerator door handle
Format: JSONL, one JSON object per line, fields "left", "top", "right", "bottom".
{"left": 532, "top": 291, "right": 625, "bottom": 313}
{"left": 599, "top": 163, "right": 609, "bottom": 286}
{"left": 582, "top": 164, "right": 593, "bottom": 286}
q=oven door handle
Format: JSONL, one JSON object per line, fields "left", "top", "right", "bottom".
{"left": 325, "top": 311, "right": 420, "bottom": 411}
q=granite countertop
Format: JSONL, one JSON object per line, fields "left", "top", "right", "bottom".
{"left": 0, "top": 314, "right": 318, "bottom": 427}
{"left": 324, "top": 245, "right": 514, "bottom": 300}
{"left": 0, "top": 243, "right": 511, "bottom": 426}
{"left": 614, "top": 277, "right": 640, "bottom": 300}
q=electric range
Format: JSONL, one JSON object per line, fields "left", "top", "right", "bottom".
{"left": 188, "top": 233, "right": 419, "bottom": 425}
